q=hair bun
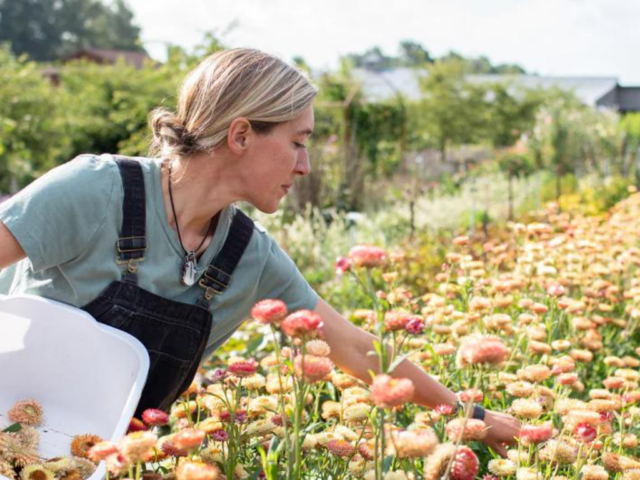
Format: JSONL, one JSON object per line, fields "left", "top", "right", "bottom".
{"left": 149, "top": 108, "right": 197, "bottom": 158}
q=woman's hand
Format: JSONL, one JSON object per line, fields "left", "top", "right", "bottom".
{"left": 482, "top": 409, "right": 521, "bottom": 457}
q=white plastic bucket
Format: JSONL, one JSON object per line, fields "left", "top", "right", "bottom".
{"left": 0, "top": 294, "right": 149, "bottom": 480}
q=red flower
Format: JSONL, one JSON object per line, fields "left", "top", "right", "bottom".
{"left": 127, "top": 417, "right": 148, "bottom": 433}
{"left": 228, "top": 360, "right": 258, "bottom": 378}
{"left": 335, "top": 256, "right": 353, "bottom": 276}
{"left": 406, "top": 317, "right": 425, "bottom": 335}
{"left": 574, "top": 423, "right": 597, "bottom": 443}
{"left": 452, "top": 446, "right": 479, "bottom": 480}
{"left": 142, "top": 408, "right": 169, "bottom": 427}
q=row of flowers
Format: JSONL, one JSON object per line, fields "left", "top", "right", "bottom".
{"left": 5, "top": 191, "right": 640, "bottom": 479}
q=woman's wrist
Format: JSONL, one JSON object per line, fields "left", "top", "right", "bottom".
{"left": 454, "top": 400, "right": 486, "bottom": 420}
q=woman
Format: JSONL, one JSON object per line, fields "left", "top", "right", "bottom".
{"left": 0, "top": 48, "right": 519, "bottom": 455}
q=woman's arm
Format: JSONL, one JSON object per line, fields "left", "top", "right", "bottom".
{"left": 315, "top": 298, "right": 520, "bottom": 456}
{"left": 0, "top": 221, "right": 26, "bottom": 270}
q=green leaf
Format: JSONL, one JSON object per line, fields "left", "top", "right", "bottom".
{"left": 2, "top": 423, "right": 22, "bottom": 433}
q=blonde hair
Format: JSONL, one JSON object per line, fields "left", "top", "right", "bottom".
{"left": 149, "top": 48, "right": 317, "bottom": 160}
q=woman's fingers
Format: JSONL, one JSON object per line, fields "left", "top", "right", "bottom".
{"left": 486, "top": 438, "right": 508, "bottom": 458}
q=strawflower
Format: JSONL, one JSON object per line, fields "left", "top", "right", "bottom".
{"left": 8, "top": 400, "right": 43, "bottom": 427}
{"left": 349, "top": 245, "right": 387, "bottom": 268}
{"left": 251, "top": 299, "right": 288, "bottom": 325}
{"left": 370, "top": 375, "right": 414, "bottom": 409}
{"left": 281, "top": 310, "right": 323, "bottom": 337}
{"left": 456, "top": 335, "right": 509, "bottom": 367}
{"left": 141, "top": 408, "right": 169, "bottom": 427}
{"left": 70, "top": 434, "right": 104, "bottom": 460}
{"left": 175, "top": 460, "right": 220, "bottom": 480}
{"left": 293, "top": 354, "right": 333, "bottom": 383}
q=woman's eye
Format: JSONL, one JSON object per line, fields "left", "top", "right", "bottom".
{"left": 294, "top": 142, "right": 307, "bottom": 150}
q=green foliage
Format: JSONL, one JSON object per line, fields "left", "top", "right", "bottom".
{"left": 344, "top": 40, "right": 525, "bottom": 73}
{"left": 412, "top": 59, "right": 489, "bottom": 159}
{"left": 0, "top": 44, "right": 69, "bottom": 191}
{"left": 57, "top": 58, "right": 183, "bottom": 158}
{"left": 0, "top": 0, "right": 144, "bottom": 61}
{"left": 496, "top": 149, "right": 536, "bottom": 179}
{"left": 529, "top": 90, "right": 623, "bottom": 179}
{"left": 486, "top": 83, "right": 544, "bottom": 148}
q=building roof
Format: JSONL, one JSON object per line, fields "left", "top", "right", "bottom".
{"left": 63, "top": 48, "right": 155, "bottom": 69}
{"left": 351, "top": 67, "right": 620, "bottom": 107}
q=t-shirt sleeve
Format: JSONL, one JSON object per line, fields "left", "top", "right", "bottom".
{"left": 257, "top": 234, "right": 319, "bottom": 313}
{"left": 0, "top": 154, "right": 118, "bottom": 272}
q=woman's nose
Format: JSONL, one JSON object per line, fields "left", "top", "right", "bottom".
{"left": 295, "top": 150, "right": 310, "bottom": 176}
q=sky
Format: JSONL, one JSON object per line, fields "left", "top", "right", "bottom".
{"left": 125, "top": 0, "right": 639, "bottom": 85}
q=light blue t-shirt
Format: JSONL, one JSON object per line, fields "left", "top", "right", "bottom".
{"left": 0, "top": 154, "right": 319, "bottom": 362}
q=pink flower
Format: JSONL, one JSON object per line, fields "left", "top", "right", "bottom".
{"left": 406, "top": 317, "right": 425, "bottom": 335}
{"left": 519, "top": 424, "right": 553, "bottom": 445}
{"left": 458, "top": 388, "right": 484, "bottom": 403}
{"left": 281, "top": 310, "right": 323, "bottom": 337}
{"left": 228, "top": 360, "right": 258, "bottom": 378}
{"left": 335, "top": 256, "right": 353, "bottom": 276}
{"left": 142, "top": 408, "right": 169, "bottom": 427}
{"left": 452, "top": 445, "right": 479, "bottom": 480}
{"left": 446, "top": 418, "right": 487, "bottom": 441}
{"left": 436, "top": 404, "right": 457, "bottom": 416}
{"left": 556, "top": 373, "right": 579, "bottom": 386}
{"left": 456, "top": 335, "right": 509, "bottom": 367}
{"left": 452, "top": 235, "right": 470, "bottom": 247}
{"left": 251, "top": 299, "right": 288, "bottom": 325}
{"left": 293, "top": 355, "right": 333, "bottom": 383}
{"left": 547, "top": 283, "right": 566, "bottom": 297}
{"left": 384, "top": 311, "right": 412, "bottom": 331}
{"left": 326, "top": 439, "right": 355, "bottom": 457}
{"left": 348, "top": 245, "right": 387, "bottom": 268}
{"left": 371, "top": 375, "right": 415, "bottom": 409}
{"left": 220, "top": 409, "right": 247, "bottom": 423}
{"left": 211, "top": 429, "right": 228, "bottom": 442}
{"left": 574, "top": 423, "right": 597, "bottom": 443}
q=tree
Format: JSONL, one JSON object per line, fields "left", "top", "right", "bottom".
{"left": 413, "top": 59, "right": 489, "bottom": 162}
{"left": 496, "top": 147, "right": 536, "bottom": 219}
{"left": 485, "top": 83, "right": 544, "bottom": 148}
{"left": 398, "top": 40, "right": 433, "bottom": 66}
{"left": 0, "top": 45, "right": 70, "bottom": 191}
{"left": 0, "top": 0, "right": 144, "bottom": 61}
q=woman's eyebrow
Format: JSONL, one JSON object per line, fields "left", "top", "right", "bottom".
{"left": 296, "top": 128, "right": 314, "bottom": 136}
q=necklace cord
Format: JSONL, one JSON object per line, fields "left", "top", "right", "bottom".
{"left": 167, "top": 163, "right": 215, "bottom": 256}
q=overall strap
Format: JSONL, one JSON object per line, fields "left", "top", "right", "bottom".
{"left": 197, "top": 209, "right": 254, "bottom": 307}
{"left": 113, "top": 156, "right": 147, "bottom": 284}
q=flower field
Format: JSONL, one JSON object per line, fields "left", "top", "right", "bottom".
{"left": 6, "top": 191, "right": 640, "bottom": 480}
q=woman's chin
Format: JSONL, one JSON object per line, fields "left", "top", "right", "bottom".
{"left": 251, "top": 199, "right": 281, "bottom": 215}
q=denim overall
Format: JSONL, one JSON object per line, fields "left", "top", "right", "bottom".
{"left": 81, "top": 157, "right": 254, "bottom": 415}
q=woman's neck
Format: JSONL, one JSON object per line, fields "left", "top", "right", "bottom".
{"left": 160, "top": 153, "right": 240, "bottom": 250}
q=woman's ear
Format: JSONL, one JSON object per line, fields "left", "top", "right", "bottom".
{"left": 227, "top": 118, "right": 252, "bottom": 154}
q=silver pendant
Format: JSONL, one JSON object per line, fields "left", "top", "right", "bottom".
{"left": 181, "top": 251, "right": 198, "bottom": 286}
